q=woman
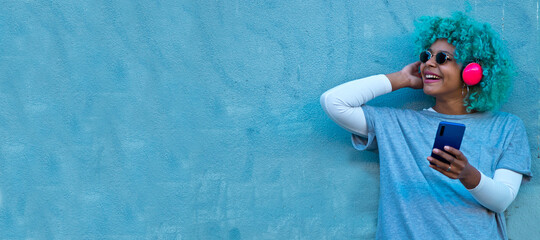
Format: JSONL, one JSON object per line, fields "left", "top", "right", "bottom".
{"left": 320, "top": 12, "right": 531, "bottom": 239}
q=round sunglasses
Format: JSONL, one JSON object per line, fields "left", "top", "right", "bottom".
{"left": 419, "top": 50, "right": 452, "bottom": 64}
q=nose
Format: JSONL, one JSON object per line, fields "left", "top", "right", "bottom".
{"left": 425, "top": 55, "right": 438, "bottom": 68}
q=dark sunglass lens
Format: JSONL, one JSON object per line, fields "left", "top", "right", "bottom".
{"left": 436, "top": 52, "right": 448, "bottom": 64}
{"left": 420, "top": 51, "right": 430, "bottom": 63}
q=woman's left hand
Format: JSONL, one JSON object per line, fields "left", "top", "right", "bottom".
{"left": 427, "top": 146, "right": 481, "bottom": 189}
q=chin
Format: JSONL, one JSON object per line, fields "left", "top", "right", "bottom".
{"left": 422, "top": 86, "right": 438, "bottom": 97}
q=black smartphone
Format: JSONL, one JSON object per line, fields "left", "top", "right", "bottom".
{"left": 430, "top": 121, "right": 466, "bottom": 165}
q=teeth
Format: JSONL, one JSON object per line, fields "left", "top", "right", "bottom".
{"left": 425, "top": 74, "right": 440, "bottom": 79}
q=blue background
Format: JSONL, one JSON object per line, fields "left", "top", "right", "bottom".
{"left": 0, "top": 0, "right": 538, "bottom": 239}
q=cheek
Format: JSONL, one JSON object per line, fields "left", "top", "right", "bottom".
{"left": 442, "top": 66, "right": 462, "bottom": 82}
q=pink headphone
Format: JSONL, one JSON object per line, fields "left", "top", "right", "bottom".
{"left": 462, "top": 62, "right": 483, "bottom": 86}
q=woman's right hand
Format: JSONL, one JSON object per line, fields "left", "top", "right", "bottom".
{"left": 400, "top": 61, "right": 423, "bottom": 89}
{"left": 386, "top": 61, "right": 423, "bottom": 91}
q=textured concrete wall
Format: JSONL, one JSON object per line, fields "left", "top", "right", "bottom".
{"left": 0, "top": 0, "right": 538, "bottom": 239}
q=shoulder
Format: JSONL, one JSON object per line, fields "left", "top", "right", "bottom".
{"left": 488, "top": 111, "right": 525, "bottom": 126}
{"left": 482, "top": 111, "right": 527, "bottom": 136}
{"left": 489, "top": 111, "right": 519, "bottom": 119}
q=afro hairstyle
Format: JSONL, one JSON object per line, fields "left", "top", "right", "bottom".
{"left": 413, "top": 12, "right": 514, "bottom": 112}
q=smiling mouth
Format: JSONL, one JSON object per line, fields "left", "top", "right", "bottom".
{"left": 423, "top": 73, "right": 442, "bottom": 83}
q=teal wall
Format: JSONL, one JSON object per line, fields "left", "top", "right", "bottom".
{"left": 0, "top": 0, "right": 538, "bottom": 239}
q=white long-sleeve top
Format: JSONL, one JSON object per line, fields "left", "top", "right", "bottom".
{"left": 320, "top": 74, "right": 523, "bottom": 213}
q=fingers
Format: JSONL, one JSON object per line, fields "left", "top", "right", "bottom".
{"left": 442, "top": 146, "right": 466, "bottom": 161}
{"left": 413, "top": 61, "right": 422, "bottom": 76}
{"left": 432, "top": 148, "right": 457, "bottom": 164}
{"left": 427, "top": 156, "right": 451, "bottom": 170}
{"left": 427, "top": 156, "right": 455, "bottom": 176}
{"left": 428, "top": 163, "right": 458, "bottom": 179}
{"left": 411, "top": 70, "right": 422, "bottom": 79}
{"left": 428, "top": 146, "right": 470, "bottom": 180}
{"left": 427, "top": 156, "right": 459, "bottom": 179}
{"left": 406, "top": 61, "right": 421, "bottom": 73}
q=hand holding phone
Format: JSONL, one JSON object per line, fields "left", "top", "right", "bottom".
{"left": 430, "top": 121, "right": 466, "bottom": 165}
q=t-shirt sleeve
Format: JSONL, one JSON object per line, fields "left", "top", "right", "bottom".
{"left": 495, "top": 118, "right": 533, "bottom": 182}
{"left": 351, "top": 105, "right": 379, "bottom": 151}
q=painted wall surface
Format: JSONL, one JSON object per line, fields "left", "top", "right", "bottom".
{"left": 0, "top": 0, "right": 538, "bottom": 239}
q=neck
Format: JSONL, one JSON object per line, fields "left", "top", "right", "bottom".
{"left": 432, "top": 98, "right": 476, "bottom": 115}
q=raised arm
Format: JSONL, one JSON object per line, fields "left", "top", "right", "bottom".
{"left": 320, "top": 74, "right": 391, "bottom": 136}
{"left": 320, "top": 62, "right": 423, "bottom": 137}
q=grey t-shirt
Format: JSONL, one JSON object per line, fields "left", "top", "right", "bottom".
{"left": 352, "top": 105, "right": 532, "bottom": 240}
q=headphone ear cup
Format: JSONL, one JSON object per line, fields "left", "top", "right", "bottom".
{"left": 462, "top": 63, "right": 483, "bottom": 86}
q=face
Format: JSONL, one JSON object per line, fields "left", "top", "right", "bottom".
{"left": 420, "top": 39, "right": 463, "bottom": 99}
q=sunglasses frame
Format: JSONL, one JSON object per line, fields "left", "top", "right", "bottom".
{"left": 420, "top": 50, "right": 452, "bottom": 65}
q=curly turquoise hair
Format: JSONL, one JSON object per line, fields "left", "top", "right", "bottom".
{"left": 413, "top": 12, "right": 514, "bottom": 112}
